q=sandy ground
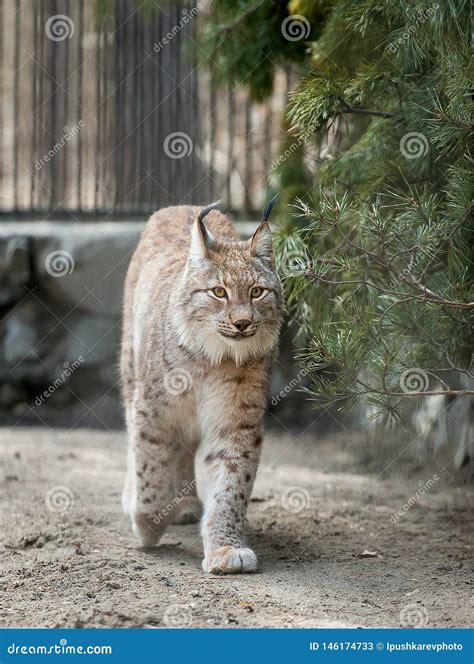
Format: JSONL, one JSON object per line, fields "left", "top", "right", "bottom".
{"left": 0, "top": 427, "right": 472, "bottom": 628}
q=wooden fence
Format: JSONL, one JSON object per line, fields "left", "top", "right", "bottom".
{"left": 0, "top": 0, "right": 291, "bottom": 217}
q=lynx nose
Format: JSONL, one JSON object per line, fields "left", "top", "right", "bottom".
{"left": 233, "top": 319, "right": 252, "bottom": 332}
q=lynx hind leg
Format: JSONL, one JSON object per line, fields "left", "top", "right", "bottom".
{"left": 122, "top": 443, "right": 134, "bottom": 515}
{"left": 127, "top": 410, "right": 181, "bottom": 547}
{"left": 173, "top": 443, "right": 202, "bottom": 525}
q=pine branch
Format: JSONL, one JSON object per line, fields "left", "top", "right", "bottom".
{"left": 341, "top": 103, "right": 396, "bottom": 119}
{"left": 213, "top": 0, "right": 267, "bottom": 40}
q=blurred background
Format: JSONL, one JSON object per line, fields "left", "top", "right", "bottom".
{"left": 0, "top": 0, "right": 472, "bottom": 471}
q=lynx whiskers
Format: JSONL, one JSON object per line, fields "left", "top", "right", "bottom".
{"left": 121, "top": 198, "right": 283, "bottom": 574}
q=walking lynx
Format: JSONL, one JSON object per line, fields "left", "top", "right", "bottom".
{"left": 121, "top": 200, "right": 282, "bottom": 574}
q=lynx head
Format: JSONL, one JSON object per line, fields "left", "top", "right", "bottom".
{"left": 176, "top": 199, "right": 283, "bottom": 364}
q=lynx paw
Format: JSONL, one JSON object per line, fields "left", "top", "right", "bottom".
{"left": 173, "top": 497, "right": 202, "bottom": 525}
{"left": 202, "top": 546, "right": 258, "bottom": 575}
{"left": 131, "top": 512, "right": 167, "bottom": 547}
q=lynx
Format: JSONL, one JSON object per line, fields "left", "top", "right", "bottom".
{"left": 121, "top": 200, "right": 283, "bottom": 574}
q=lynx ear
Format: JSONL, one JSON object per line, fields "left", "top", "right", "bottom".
{"left": 250, "top": 195, "right": 277, "bottom": 265}
{"left": 190, "top": 218, "right": 213, "bottom": 260}
{"left": 189, "top": 201, "right": 220, "bottom": 260}
{"left": 250, "top": 221, "right": 274, "bottom": 265}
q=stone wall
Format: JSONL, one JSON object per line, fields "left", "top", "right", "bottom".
{"left": 1, "top": 223, "right": 142, "bottom": 429}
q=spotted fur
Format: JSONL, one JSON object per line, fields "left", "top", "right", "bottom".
{"left": 121, "top": 205, "right": 283, "bottom": 574}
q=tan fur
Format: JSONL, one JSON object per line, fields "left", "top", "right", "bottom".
{"left": 121, "top": 205, "right": 283, "bottom": 574}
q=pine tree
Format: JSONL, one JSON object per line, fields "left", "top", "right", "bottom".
{"left": 203, "top": 0, "right": 473, "bottom": 423}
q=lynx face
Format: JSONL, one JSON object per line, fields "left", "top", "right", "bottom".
{"left": 175, "top": 219, "right": 283, "bottom": 365}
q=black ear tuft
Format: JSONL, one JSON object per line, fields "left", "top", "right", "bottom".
{"left": 262, "top": 194, "right": 278, "bottom": 222}
{"left": 198, "top": 200, "right": 222, "bottom": 224}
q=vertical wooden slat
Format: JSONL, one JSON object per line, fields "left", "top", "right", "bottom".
{"left": 133, "top": 8, "right": 142, "bottom": 210}
{"left": 38, "top": 0, "right": 46, "bottom": 211}
{"left": 30, "top": 0, "right": 39, "bottom": 209}
{"left": 94, "top": 19, "right": 101, "bottom": 213}
{"left": 75, "top": 0, "right": 83, "bottom": 211}
{"left": 48, "top": 0, "right": 57, "bottom": 211}
{"left": 208, "top": 68, "right": 217, "bottom": 202}
{"left": 244, "top": 98, "right": 253, "bottom": 213}
{"left": 61, "top": 0, "right": 70, "bottom": 208}
{"left": 226, "top": 84, "right": 235, "bottom": 211}
{"left": 113, "top": 0, "right": 122, "bottom": 213}
{"left": 13, "top": 0, "right": 20, "bottom": 211}
{"left": 263, "top": 103, "right": 272, "bottom": 199}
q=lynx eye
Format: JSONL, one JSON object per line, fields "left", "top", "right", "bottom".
{"left": 212, "top": 286, "right": 226, "bottom": 298}
{"left": 250, "top": 286, "right": 263, "bottom": 299}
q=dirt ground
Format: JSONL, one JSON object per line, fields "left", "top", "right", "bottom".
{"left": 0, "top": 426, "right": 472, "bottom": 628}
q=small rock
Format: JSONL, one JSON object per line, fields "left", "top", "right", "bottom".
{"left": 358, "top": 549, "right": 382, "bottom": 558}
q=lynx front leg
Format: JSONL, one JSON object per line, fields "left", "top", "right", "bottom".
{"left": 199, "top": 369, "right": 267, "bottom": 574}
